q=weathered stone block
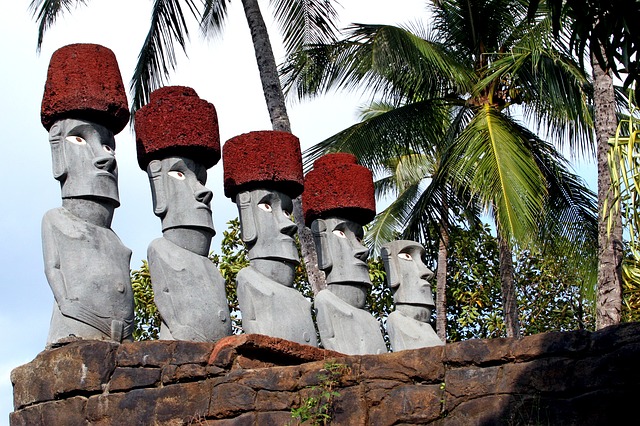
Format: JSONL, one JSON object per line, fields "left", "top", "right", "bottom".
{"left": 109, "top": 366, "right": 161, "bottom": 391}
{"left": 255, "top": 390, "right": 297, "bottom": 411}
{"left": 11, "top": 340, "right": 117, "bottom": 409}
{"left": 10, "top": 396, "right": 88, "bottom": 426}
{"left": 369, "top": 383, "right": 442, "bottom": 426}
{"left": 209, "top": 382, "right": 257, "bottom": 418}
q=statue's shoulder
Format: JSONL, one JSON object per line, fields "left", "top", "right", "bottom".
{"left": 314, "top": 290, "right": 354, "bottom": 318}
{"left": 42, "top": 207, "right": 83, "bottom": 237}
{"left": 147, "top": 237, "right": 204, "bottom": 273}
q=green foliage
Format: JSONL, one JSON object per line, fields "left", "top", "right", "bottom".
{"left": 441, "top": 223, "right": 595, "bottom": 342}
{"left": 130, "top": 218, "right": 596, "bottom": 343}
{"left": 209, "top": 218, "right": 249, "bottom": 334}
{"left": 366, "top": 256, "right": 393, "bottom": 349}
{"left": 290, "top": 361, "right": 349, "bottom": 426}
{"left": 606, "top": 90, "right": 640, "bottom": 321}
{"left": 130, "top": 260, "right": 161, "bottom": 341}
{"left": 444, "top": 224, "right": 504, "bottom": 341}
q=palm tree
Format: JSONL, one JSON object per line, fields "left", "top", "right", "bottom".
{"left": 526, "top": 0, "right": 640, "bottom": 330}
{"left": 281, "top": 0, "right": 598, "bottom": 338}
{"left": 30, "top": 0, "right": 340, "bottom": 294}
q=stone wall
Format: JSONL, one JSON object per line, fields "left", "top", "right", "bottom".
{"left": 11, "top": 322, "right": 640, "bottom": 425}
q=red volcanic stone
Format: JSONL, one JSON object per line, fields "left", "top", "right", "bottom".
{"left": 41, "top": 44, "right": 130, "bottom": 133}
{"left": 135, "top": 86, "right": 220, "bottom": 170}
{"left": 222, "top": 130, "right": 304, "bottom": 199}
{"left": 302, "top": 153, "right": 376, "bottom": 226}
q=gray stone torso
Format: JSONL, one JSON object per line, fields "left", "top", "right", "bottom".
{"left": 387, "top": 311, "right": 443, "bottom": 352}
{"left": 43, "top": 207, "right": 133, "bottom": 345}
{"left": 147, "top": 237, "right": 231, "bottom": 342}
{"left": 314, "top": 289, "right": 387, "bottom": 355}
{"left": 237, "top": 266, "right": 317, "bottom": 346}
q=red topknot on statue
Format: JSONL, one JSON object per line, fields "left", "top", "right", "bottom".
{"left": 302, "top": 153, "right": 376, "bottom": 227}
{"left": 135, "top": 86, "right": 220, "bottom": 170}
{"left": 41, "top": 43, "right": 130, "bottom": 134}
{"left": 222, "top": 130, "right": 304, "bottom": 200}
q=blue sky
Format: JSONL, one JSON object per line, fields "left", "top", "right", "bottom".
{"left": 0, "top": 0, "right": 596, "bottom": 423}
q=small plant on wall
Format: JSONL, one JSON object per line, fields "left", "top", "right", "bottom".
{"left": 290, "top": 361, "right": 350, "bottom": 425}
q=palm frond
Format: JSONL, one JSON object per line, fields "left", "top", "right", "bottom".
{"left": 30, "top": 0, "right": 88, "bottom": 52}
{"left": 130, "top": 0, "right": 200, "bottom": 114}
{"left": 270, "top": 0, "right": 339, "bottom": 55}
{"left": 448, "top": 106, "right": 546, "bottom": 243}
{"left": 522, "top": 127, "right": 598, "bottom": 295}
{"left": 281, "top": 23, "right": 472, "bottom": 103}
{"left": 200, "top": 0, "right": 230, "bottom": 39}
{"left": 302, "top": 99, "right": 449, "bottom": 174}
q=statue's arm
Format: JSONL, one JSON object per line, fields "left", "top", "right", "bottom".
{"left": 236, "top": 268, "right": 258, "bottom": 322}
{"left": 147, "top": 243, "right": 181, "bottom": 330}
{"left": 314, "top": 293, "right": 336, "bottom": 340}
{"left": 42, "top": 216, "right": 68, "bottom": 306}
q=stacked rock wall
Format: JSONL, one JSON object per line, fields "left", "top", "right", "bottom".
{"left": 11, "top": 323, "right": 640, "bottom": 425}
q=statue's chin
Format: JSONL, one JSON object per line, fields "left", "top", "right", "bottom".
{"left": 249, "top": 258, "right": 297, "bottom": 286}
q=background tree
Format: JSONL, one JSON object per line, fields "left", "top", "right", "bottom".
{"left": 130, "top": 218, "right": 596, "bottom": 342}
{"left": 526, "top": 0, "right": 640, "bottom": 329}
{"left": 30, "top": 0, "right": 340, "bottom": 295}
{"left": 281, "top": 0, "right": 598, "bottom": 339}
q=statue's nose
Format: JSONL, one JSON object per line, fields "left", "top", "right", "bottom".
{"left": 280, "top": 220, "right": 298, "bottom": 237}
{"left": 93, "top": 156, "right": 116, "bottom": 172}
{"left": 354, "top": 245, "right": 369, "bottom": 262}
{"left": 195, "top": 187, "right": 213, "bottom": 205}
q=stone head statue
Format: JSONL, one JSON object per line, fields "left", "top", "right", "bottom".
{"left": 303, "top": 153, "right": 377, "bottom": 308}
{"left": 223, "top": 130, "right": 304, "bottom": 282}
{"left": 134, "top": 86, "right": 231, "bottom": 342}
{"left": 302, "top": 153, "right": 386, "bottom": 354}
{"left": 135, "top": 86, "right": 220, "bottom": 253}
{"left": 382, "top": 240, "right": 435, "bottom": 321}
{"left": 221, "top": 131, "right": 316, "bottom": 345}
{"left": 42, "top": 43, "right": 130, "bottom": 208}
{"left": 41, "top": 43, "right": 133, "bottom": 346}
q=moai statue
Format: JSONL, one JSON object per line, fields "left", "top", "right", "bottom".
{"left": 135, "top": 86, "right": 231, "bottom": 342}
{"left": 381, "top": 240, "right": 444, "bottom": 351}
{"left": 222, "top": 131, "right": 317, "bottom": 346}
{"left": 302, "top": 153, "right": 387, "bottom": 355}
{"left": 40, "top": 44, "right": 134, "bottom": 346}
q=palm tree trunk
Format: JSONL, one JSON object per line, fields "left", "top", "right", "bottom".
{"left": 498, "top": 231, "right": 520, "bottom": 338}
{"left": 240, "top": 0, "right": 325, "bottom": 294}
{"left": 436, "top": 206, "right": 448, "bottom": 342}
{"left": 593, "top": 51, "right": 623, "bottom": 329}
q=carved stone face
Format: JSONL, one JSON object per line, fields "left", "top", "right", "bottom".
{"left": 382, "top": 240, "right": 435, "bottom": 308}
{"left": 312, "top": 217, "right": 371, "bottom": 287}
{"left": 237, "top": 189, "right": 298, "bottom": 263}
{"left": 147, "top": 157, "right": 214, "bottom": 233}
{"left": 49, "top": 118, "right": 119, "bottom": 205}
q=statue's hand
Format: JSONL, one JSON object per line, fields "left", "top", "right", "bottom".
{"left": 170, "top": 324, "right": 208, "bottom": 342}
{"left": 58, "top": 298, "right": 82, "bottom": 318}
{"left": 57, "top": 298, "right": 112, "bottom": 337}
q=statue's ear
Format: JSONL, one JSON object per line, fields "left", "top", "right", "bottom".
{"left": 147, "top": 160, "right": 166, "bottom": 216}
{"left": 381, "top": 245, "right": 400, "bottom": 289}
{"left": 311, "top": 219, "right": 332, "bottom": 271}
{"left": 237, "top": 191, "right": 257, "bottom": 244}
{"left": 48, "top": 123, "right": 67, "bottom": 180}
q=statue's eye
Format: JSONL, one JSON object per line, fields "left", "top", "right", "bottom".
{"left": 332, "top": 230, "right": 347, "bottom": 238}
{"left": 282, "top": 209, "right": 291, "bottom": 217}
{"left": 103, "top": 145, "right": 114, "bottom": 154}
{"left": 258, "top": 203, "right": 272, "bottom": 212}
{"left": 66, "top": 136, "right": 86, "bottom": 145}
{"left": 168, "top": 171, "right": 186, "bottom": 180}
{"left": 398, "top": 253, "right": 413, "bottom": 261}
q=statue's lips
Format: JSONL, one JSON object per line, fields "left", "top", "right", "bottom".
{"left": 95, "top": 171, "right": 117, "bottom": 180}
